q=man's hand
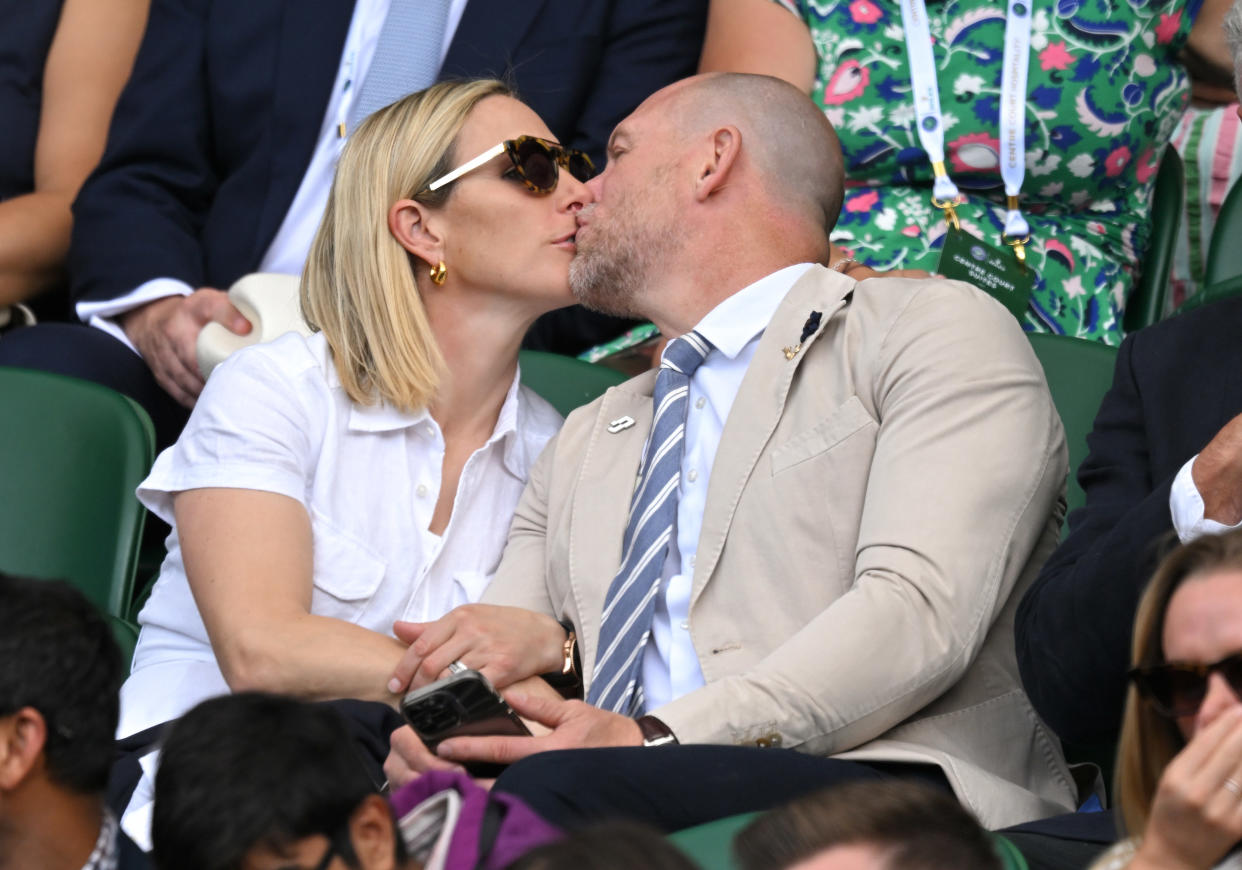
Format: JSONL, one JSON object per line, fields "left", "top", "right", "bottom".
{"left": 119, "top": 288, "right": 251, "bottom": 408}
{"left": 383, "top": 724, "right": 465, "bottom": 790}
{"left": 388, "top": 604, "right": 568, "bottom": 695}
{"left": 382, "top": 676, "right": 561, "bottom": 790}
{"left": 434, "top": 690, "right": 643, "bottom": 768}
{"left": 1192, "top": 412, "right": 1242, "bottom": 526}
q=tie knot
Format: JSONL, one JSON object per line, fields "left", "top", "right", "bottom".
{"left": 661, "top": 331, "right": 713, "bottom": 378}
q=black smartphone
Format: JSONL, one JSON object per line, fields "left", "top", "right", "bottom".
{"left": 400, "top": 669, "right": 530, "bottom": 778}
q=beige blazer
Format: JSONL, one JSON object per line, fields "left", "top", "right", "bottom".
{"left": 484, "top": 266, "right": 1078, "bottom": 828}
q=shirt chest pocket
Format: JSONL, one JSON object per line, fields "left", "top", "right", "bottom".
{"left": 310, "top": 512, "right": 387, "bottom": 623}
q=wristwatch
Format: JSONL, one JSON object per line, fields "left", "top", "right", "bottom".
{"left": 637, "top": 715, "right": 679, "bottom": 747}
{"left": 541, "top": 621, "right": 582, "bottom": 697}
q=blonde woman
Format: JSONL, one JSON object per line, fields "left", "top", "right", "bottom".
{"left": 117, "top": 79, "right": 592, "bottom": 739}
{"left": 1093, "top": 529, "right": 1242, "bottom": 869}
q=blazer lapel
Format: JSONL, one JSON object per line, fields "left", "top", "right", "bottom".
{"left": 569, "top": 374, "right": 655, "bottom": 652}
{"left": 440, "top": 0, "right": 547, "bottom": 78}
{"left": 255, "top": 0, "right": 354, "bottom": 259}
{"left": 691, "top": 268, "right": 856, "bottom": 606}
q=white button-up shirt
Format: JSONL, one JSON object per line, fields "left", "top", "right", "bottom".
{"left": 641, "top": 263, "right": 814, "bottom": 710}
{"left": 118, "top": 331, "right": 561, "bottom": 738}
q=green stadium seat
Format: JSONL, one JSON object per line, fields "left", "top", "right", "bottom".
{"left": 0, "top": 367, "right": 154, "bottom": 617}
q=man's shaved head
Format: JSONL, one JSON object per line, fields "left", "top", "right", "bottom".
{"left": 652, "top": 73, "right": 845, "bottom": 232}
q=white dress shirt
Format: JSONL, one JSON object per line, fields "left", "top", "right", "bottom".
{"left": 79, "top": 0, "right": 468, "bottom": 351}
{"left": 1170, "top": 455, "right": 1242, "bottom": 541}
{"left": 641, "top": 263, "right": 815, "bottom": 710}
{"left": 118, "top": 330, "right": 561, "bottom": 739}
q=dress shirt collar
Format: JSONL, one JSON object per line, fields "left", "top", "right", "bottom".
{"left": 81, "top": 809, "right": 119, "bottom": 870}
{"left": 342, "top": 367, "right": 535, "bottom": 479}
{"left": 688, "top": 263, "right": 816, "bottom": 359}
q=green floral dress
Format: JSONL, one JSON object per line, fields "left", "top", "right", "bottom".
{"left": 777, "top": 0, "right": 1200, "bottom": 344}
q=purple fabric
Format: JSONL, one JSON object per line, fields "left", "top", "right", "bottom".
{"left": 389, "top": 770, "right": 562, "bottom": 869}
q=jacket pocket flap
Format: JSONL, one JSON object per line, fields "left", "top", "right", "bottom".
{"left": 770, "top": 396, "right": 876, "bottom": 475}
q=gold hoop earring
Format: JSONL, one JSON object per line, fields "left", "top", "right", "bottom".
{"left": 430, "top": 261, "right": 447, "bottom": 286}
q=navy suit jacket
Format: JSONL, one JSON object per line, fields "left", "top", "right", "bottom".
{"left": 1015, "top": 296, "right": 1242, "bottom": 746}
{"left": 68, "top": 0, "right": 705, "bottom": 313}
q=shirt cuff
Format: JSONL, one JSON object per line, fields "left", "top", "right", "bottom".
{"left": 1170, "top": 455, "right": 1242, "bottom": 542}
{"left": 77, "top": 278, "right": 195, "bottom": 356}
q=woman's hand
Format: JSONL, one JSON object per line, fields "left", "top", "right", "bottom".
{"left": 1133, "top": 706, "right": 1242, "bottom": 870}
{"left": 387, "top": 604, "right": 568, "bottom": 695}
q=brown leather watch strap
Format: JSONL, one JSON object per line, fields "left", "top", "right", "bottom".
{"left": 636, "top": 715, "right": 678, "bottom": 747}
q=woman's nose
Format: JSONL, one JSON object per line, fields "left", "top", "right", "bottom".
{"left": 1195, "top": 670, "right": 1242, "bottom": 735}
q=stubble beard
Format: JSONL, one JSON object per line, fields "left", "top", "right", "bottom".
{"left": 569, "top": 190, "right": 677, "bottom": 320}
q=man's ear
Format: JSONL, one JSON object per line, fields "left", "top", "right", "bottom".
{"left": 388, "top": 199, "right": 444, "bottom": 271}
{"left": 693, "top": 125, "right": 742, "bottom": 203}
{"left": 0, "top": 709, "right": 47, "bottom": 791}
{"left": 348, "top": 793, "right": 403, "bottom": 870}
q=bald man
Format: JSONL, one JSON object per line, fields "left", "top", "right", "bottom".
{"left": 385, "top": 73, "right": 1076, "bottom": 832}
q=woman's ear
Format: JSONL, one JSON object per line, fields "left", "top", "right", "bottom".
{"left": 693, "top": 125, "right": 741, "bottom": 203}
{"left": 388, "top": 199, "right": 444, "bottom": 268}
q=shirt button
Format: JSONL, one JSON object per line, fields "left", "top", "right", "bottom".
{"left": 424, "top": 423, "right": 435, "bottom": 437}
{"left": 416, "top": 484, "right": 428, "bottom": 497}
{"left": 680, "top": 620, "right": 690, "bottom": 631}
{"left": 689, "top": 554, "right": 696, "bottom": 567}
{"left": 687, "top": 468, "right": 698, "bottom": 483}
{"left": 695, "top": 397, "right": 706, "bottom": 410}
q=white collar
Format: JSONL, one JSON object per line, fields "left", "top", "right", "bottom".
{"left": 690, "top": 263, "right": 815, "bottom": 359}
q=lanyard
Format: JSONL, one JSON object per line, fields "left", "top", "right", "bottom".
{"left": 898, "top": 0, "right": 1035, "bottom": 264}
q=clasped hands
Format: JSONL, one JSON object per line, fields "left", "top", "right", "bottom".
{"left": 382, "top": 604, "right": 643, "bottom": 789}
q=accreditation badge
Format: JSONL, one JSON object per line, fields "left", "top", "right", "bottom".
{"left": 936, "top": 226, "right": 1036, "bottom": 320}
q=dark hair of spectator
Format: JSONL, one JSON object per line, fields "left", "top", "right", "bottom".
{"left": 506, "top": 821, "right": 699, "bottom": 870}
{"left": 0, "top": 571, "right": 122, "bottom": 794}
{"left": 733, "top": 780, "right": 1001, "bottom": 870}
{"left": 152, "top": 692, "right": 405, "bottom": 870}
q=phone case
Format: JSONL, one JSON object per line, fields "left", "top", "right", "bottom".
{"left": 400, "top": 670, "right": 530, "bottom": 777}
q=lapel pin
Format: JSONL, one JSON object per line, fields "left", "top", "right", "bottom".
{"left": 783, "top": 310, "right": 824, "bottom": 361}
{"left": 607, "top": 415, "right": 636, "bottom": 433}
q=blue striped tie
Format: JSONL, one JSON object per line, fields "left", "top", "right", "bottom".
{"left": 348, "top": 0, "right": 451, "bottom": 132}
{"left": 588, "top": 331, "right": 713, "bottom": 716}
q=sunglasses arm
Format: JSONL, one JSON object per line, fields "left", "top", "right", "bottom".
{"left": 427, "top": 142, "right": 507, "bottom": 192}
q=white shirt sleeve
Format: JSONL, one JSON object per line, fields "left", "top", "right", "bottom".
{"left": 77, "top": 277, "right": 195, "bottom": 355}
{"left": 136, "top": 343, "right": 315, "bottom": 524}
{"left": 1170, "top": 454, "right": 1242, "bottom": 542}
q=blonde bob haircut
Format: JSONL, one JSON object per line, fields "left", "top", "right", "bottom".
{"left": 301, "top": 78, "right": 513, "bottom": 412}
{"left": 1117, "top": 527, "right": 1242, "bottom": 836}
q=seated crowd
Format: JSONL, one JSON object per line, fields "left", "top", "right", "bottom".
{"left": 8, "top": 1, "right": 1242, "bottom": 870}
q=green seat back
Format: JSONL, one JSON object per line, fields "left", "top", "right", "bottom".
{"left": 518, "top": 350, "right": 628, "bottom": 417}
{"left": 1205, "top": 172, "right": 1242, "bottom": 286}
{"left": 1026, "top": 334, "right": 1119, "bottom": 524}
{"left": 108, "top": 614, "right": 140, "bottom": 672}
{"left": 668, "top": 811, "right": 758, "bottom": 870}
{"left": 0, "top": 367, "right": 155, "bottom": 617}
{"left": 1125, "top": 145, "right": 1182, "bottom": 332}
{"left": 667, "top": 811, "right": 1028, "bottom": 870}
{"left": 1176, "top": 272, "right": 1242, "bottom": 314}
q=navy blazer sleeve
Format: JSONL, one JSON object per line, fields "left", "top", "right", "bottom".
{"left": 1015, "top": 334, "right": 1178, "bottom": 746}
{"left": 69, "top": 0, "right": 220, "bottom": 304}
